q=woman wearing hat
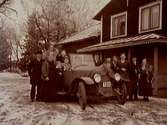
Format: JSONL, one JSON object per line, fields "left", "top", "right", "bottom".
{"left": 138, "top": 58, "right": 153, "bottom": 101}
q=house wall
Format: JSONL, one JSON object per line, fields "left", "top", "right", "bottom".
{"left": 98, "top": 0, "right": 167, "bottom": 97}
{"left": 102, "top": 16, "right": 110, "bottom": 42}
{"left": 102, "top": 0, "right": 167, "bottom": 42}
{"left": 162, "top": 0, "right": 167, "bottom": 34}
{"left": 157, "top": 45, "right": 167, "bottom": 97}
{"left": 102, "top": 0, "right": 127, "bottom": 42}
{"left": 62, "top": 37, "right": 99, "bottom": 53}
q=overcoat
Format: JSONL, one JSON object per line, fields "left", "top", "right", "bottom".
{"left": 138, "top": 66, "right": 152, "bottom": 96}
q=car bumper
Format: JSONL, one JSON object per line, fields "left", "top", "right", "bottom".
{"left": 86, "top": 82, "right": 116, "bottom": 97}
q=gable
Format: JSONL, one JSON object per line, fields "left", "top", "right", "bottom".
{"left": 94, "top": 0, "right": 127, "bottom": 20}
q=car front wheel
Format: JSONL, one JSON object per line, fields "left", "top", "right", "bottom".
{"left": 77, "top": 81, "right": 87, "bottom": 110}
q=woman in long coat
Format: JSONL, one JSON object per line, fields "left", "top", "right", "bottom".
{"left": 117, "top": 53, "right": 130, "bottom": 98}
{"left": 117, "top": 53, "right": 130, "bottom": 82}
{"left": 138, "top": 58, "right": 153, "bottom": 101}
{"left": 40, "top": 51, "right": 57, "bottom": 101}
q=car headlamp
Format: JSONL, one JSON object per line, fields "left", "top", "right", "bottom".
{"left": 115, "top": 73, "right": 121, "bottom": 82}
{"left": 94, "top": 73, "right": 101, "bottom": 83}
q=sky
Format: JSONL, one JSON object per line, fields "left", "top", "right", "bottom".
{"left": 10, "top": 0, "right": 110, "bottom": 33}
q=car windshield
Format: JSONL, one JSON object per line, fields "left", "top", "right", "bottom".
{"left": 69, "top": 54, "right": 95, "bottom": 69}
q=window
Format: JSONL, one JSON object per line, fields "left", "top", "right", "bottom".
{"left": 139, "top": 1, "right": 162, "bottom": 33}
{"left": 111, "top": 12, "right": 127, "bottom": 38}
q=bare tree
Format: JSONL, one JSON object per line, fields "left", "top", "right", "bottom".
{"left": 0, "top": 18, "right": 12, "bottom": 70}
{"left": 35, "top": 0, "right": 77, "bottom": 44}
{"left": 19, "top": 0, "right": 78, "bottom": 71}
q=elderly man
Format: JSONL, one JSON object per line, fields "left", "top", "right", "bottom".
{"left": 129, "top": 57, "right": 139, "bottom": 100}
{"left": 100, "top": 57, "right": 115, "bottom": 80}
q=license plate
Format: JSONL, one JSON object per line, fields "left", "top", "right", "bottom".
{"left": 103, "top": 81, "right": 112, "bottom": 87}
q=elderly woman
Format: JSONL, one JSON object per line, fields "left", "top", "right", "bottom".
{"left": 138, "top": 58, "right": 153, "bottom": 101}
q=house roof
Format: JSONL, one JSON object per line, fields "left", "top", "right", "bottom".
{"left": 93, "top": 0, "right": 112, "bottom": 20}
{"left": 77, "top": 33, "right": 167, "bottom": 52}
{"left": 57, "top": 24, "right": 101, "bottom": 45}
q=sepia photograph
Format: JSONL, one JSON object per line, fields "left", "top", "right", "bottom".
{"left": 0, "top": 0, "right": 167, "bottom": 125}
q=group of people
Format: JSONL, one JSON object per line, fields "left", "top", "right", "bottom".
{"left": 28, "top": 47, "right": 71, "bottom": 102}
{"left": 28, "top": 48, "right": 153, "bottom": 102}
{"left": 104, "top": 53, "right": 153, "bottom": 101}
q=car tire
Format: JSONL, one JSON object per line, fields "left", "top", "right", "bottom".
{"left": 117, "top": 83, "right": 127, "bottom": 105}
{"left": 77, "top": 81, "right": 87, "bottom": 110}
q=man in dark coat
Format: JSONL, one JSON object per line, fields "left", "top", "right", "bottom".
{"left": 28, "top": 50, "right": 42, "bottom": 102}
{"left": 129, "top": 57, "right": 139, "bottom": 100}
{"left": 111, "top": 56, "right": 119, "bottom": 73}
{"left": 100, "top": 57, "right": 115, "bottom": 80}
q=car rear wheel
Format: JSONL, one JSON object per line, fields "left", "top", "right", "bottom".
{"left": 77, "top": 81, "right": 87, "bottom": 110}
{"left": 116, "top": 83, "right": 127, "bottom": 105}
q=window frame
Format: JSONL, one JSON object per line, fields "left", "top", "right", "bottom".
{"left": 110, "top": 11, "right": 127, "bottom": 39}
{"left": 139, "top": 0, "right": 162, "bottom": 34}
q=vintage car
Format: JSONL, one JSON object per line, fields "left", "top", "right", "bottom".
{"left": 59, "top": 54, "right": 127, "bottom": 110}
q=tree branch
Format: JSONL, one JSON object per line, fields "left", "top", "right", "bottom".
{"left": 5, "top": 6, "right": 17, "bottom": 15}
{"left": 34, "top": 14, "right": 48, "bottom": 45}
{"left": 0, "top": 0, "right": 10, "bottom": 8}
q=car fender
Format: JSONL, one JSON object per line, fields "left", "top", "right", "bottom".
{"left": 79, "top": 77, "right": 95, "bottom": 85}
{"left": 69, "top": 77, "right": 95, "bottom": 94}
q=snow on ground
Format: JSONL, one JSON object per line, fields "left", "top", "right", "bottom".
{"left": 0, "top": 72, "right": 167, "bottom": 125}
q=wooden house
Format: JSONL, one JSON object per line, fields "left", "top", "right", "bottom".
{"left": 78, "top": 0, "right": 167, "bottom": 97}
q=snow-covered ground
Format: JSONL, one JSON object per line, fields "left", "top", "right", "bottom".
{"left": 0, "top": 72, "right": 167, "bottom": 125}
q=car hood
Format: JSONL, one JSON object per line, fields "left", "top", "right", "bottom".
{"left": 63, "top": 65, "right": 111, "bottom": 86}
{"left": 71, "top": 65, "right": 109, "bottom": 78}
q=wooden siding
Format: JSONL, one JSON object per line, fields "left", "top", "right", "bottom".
{"left": 102, "top": 0, "right": 127, "bottom": 42}
{"left": 158, "top": 45, "right": 167, "bottom": 74}
{"left": 162, "top": 0, "right": 167, "bottom": 34}
{"left": 157, "top": 75, "right": 167, "bottom": 97}
{"left": 102, "top": 15, "right": 110, "bottom": 42}
{"left": 62, "top": 37, "right": 99, "bottom": 53}
{"left": 102, "top": 0, "right": 167, "bottom": 42}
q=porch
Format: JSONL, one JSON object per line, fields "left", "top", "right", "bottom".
{"left": 78, "top": 33, "right": 167, "bottom": 97}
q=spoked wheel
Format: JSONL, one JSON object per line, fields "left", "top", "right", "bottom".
{"left": 116, "top": 83, "right": 127, "bottom": 105}
{"left": 77, "top": 81, "right": 87, "bottom": 110}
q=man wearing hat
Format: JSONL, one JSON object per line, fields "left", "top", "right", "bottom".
{"left": 28, "top": 50, "right": 42, "bottom": 101}
{"left": 129, "top": 57, "right": 139, "bottom": 100}
{"left": 100, "top": 57, "right": 115, "bottom": 79}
